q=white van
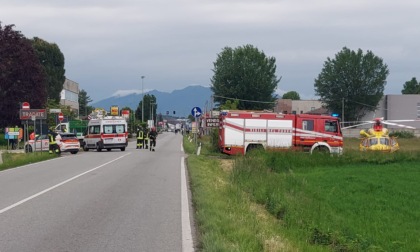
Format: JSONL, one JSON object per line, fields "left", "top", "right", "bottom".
{"left": 82, "top": 116, "right": 128, "bottom": 152}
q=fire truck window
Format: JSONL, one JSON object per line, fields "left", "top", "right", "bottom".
{"left": 303, "top": 120, "right": 314, "bottom": 131}
{"left": 104, "top": 125, "right": 113, "bottom": 134}
{"left": 325, "top": 121, "right": 337, "bottom": 132}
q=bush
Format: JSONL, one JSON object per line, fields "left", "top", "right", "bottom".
{"left": 389, "top": 131, "right": 415, "bottom": 138}
{"left": 209, "top": 128, "right": 219, "bottom": 152}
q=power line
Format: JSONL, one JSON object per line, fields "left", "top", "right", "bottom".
{"left": 212, "top": 95, "right": 277, "bottom": 104}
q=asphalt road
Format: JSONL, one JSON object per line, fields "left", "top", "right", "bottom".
{"left": 0, "top": 132, "right": 194, "bottom": 252}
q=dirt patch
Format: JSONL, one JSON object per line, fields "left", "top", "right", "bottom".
{"left": 249, "top": 203, "right": 295, "bottom": 251}
{"left": 219, "top": 159, "right": 234, "bottom": 173}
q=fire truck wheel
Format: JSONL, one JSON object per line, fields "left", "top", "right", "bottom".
{"left": 312, "top": 146, "right": 330, "bottom": 155}
{"left": 246, "top": 144, "right": 263, "bottom": 153}
{"left": 107, "top": 148, "right": 111, "bottom": 151}
{"left": 121, "top": 147, "right": 126, "bottom": 151}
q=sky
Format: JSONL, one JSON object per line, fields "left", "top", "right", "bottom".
{"left": 1, "top": 0, "right": 420, "bottom": 103}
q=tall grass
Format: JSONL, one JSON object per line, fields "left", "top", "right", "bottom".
{"left": 185, "top": 135, "right": 311, "bottom": 251}
{"left": 0, "top": 152, "right": 56, "bottom": 171}
{"left": 231, "top": 150, "right": 420, "bottom": 251}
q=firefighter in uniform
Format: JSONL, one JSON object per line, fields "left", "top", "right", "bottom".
{"left": 144, "top": 128, "right": 149, "bottom": 149}
{"left": 148, "top": 127, "right": 158, "bottom": 151}
{"left": 48, "top": 130, "right": 60, "bottom": 154}
{"left": 136, "top": 128, "right": 144, "bottom": 149}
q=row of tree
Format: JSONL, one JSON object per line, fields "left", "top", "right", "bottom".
{"left": 210, "top": 45, "right": 419, "bottom": 122}
{"left": 0, "top": 22, "right": 101, "bottom": 129}
{"left": 0, "top": 22, "right": 161, "bottom": 131}
{"left": 3, "top": 21, "right": 419, "bottom": 127}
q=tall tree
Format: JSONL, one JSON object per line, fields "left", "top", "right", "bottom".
{"left": 31, "top": 37, "right": 66, "bottom": 102}
{"left": 78, "top": 89, "right": 94, "bottom": 116}
{"left": 211, "top": 44, "right": 280, "bottom": 110}
{"left": 135, "top": 94, "right": 157, "bottom": 122}
{"left": 282, "top": 91, "right": 300, "bottom": 100}
{"left": 0, "top": 23, "right": 47, "bottom": 128}
{"left": 220, "top": 99, "right": 239, "bottom": 110}
{"left": 401, "top": 77, "right": 420, "bottom": 94}
{"left": 314, "top": 47, "right": 389, "bottom": 121}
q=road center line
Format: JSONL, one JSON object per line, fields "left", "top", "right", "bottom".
{"left": 0, "top": 153, "right": 131, "bottom": 215}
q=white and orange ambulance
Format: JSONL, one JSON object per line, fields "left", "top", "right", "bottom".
{"left": 82, "top": 116, "right": 128, "bottom": 152}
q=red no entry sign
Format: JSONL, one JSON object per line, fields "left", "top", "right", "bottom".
{"left": 58, "top": 112, "right": 64, "bottom": 121}
{"left": 22, "top": 102, "right": 30, "bottom": 109}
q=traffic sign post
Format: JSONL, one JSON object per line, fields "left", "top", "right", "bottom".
{"left": 191, "top": 107, "right": 202, "bottom": 118}
{"left": 22, "top": 102, "right": 30, "bottom": 109}
{"left": 58, "top": 112, "right": 64, "bottom": 122}
{"left": 19, "top": 109, "right": 47, "bottom": 120}
{"left": 191, "top": 107, "right": 203, "bottom": 154}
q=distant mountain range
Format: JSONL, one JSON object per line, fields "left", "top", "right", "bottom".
{"left": 91, "top": 85, "right": 214, "bottom": 117}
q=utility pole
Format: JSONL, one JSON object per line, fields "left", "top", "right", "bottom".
{"left": 141, "top": 76, "right": 145, "bottom": 122}
{"left": 342, "top": 97, "right": 344, "bottom": 124}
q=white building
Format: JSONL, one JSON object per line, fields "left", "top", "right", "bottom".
{"left": 274, "top": 99, "right": 324, "bottom": 114}
{"left": 360, "top": 95, "right": 420, "bottom": 129}
{"left": 60, "top": 78, "right": 80, "bottom": 116}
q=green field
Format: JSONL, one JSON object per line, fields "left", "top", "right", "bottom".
{"left": 186, "top": 136, "right": 420, "bottom": 251}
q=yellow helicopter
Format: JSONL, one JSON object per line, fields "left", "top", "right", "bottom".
{"left": 343, "top": 118, "right": 415, "bottom": 152}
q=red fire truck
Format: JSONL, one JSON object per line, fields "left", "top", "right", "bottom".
{"left": 218, "top": 110, "right": 343, "bottom": 155}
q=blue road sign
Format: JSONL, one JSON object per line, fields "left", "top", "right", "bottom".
{"left": 191, "top": 107, "right": 202, "bottom": 118}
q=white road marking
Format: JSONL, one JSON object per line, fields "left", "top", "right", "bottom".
{"left": 0, "top": 153, "right": 131, "bottom": 215}
{"left": 181, "top": 157, "right": 194, "bottom": 252}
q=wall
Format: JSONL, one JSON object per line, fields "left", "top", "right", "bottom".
{"left": 60, "top": 79, "right": 80, "bottom": 115}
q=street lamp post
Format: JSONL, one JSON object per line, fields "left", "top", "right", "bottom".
{"left": 150, "top": 102, "right": 156, "bottom": 126}
{"left": 141, "top": 76, "right": 145, "bottom": 122}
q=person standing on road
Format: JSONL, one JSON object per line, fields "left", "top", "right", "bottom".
{"left": 144, "top": 128, "right": 150, "bottom": 149}
{"left": 148, "top": 127, "right": 158, "bottom": 151}
{"left": 136, "top": 128, "right": 144, "bottom": 149}
{"left": 48, "top": 130, "right": 60, "bottom": 154}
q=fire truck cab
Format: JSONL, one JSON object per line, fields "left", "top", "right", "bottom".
{"left": 218, "top": 110, "right": 343, "bottom": 155}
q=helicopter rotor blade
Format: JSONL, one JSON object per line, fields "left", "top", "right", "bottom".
{"left": 381, "top": 121, "right": 415, "bottom": 129}
{"left": 341, "top": 121, "right": 374, "bottom": 130}
{"left": 385, "top": 119, "right": 420, "bottom": 123}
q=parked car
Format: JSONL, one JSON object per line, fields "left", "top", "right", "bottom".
{"left": 24, "top": 134, "right": 49, "bottom": 153}
{"left": 57, "top": 133, "right": 80, "bottom": 154}
{"left": 24, "top": 133, "right": 80, "bottom": 154}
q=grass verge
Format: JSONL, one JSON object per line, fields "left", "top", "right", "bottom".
{"left": 185, "top": 135, "right": 319, "bottom": 251}
{"left": 185, "top": 135, "right": 420, "bottom": 251}
{"left": 0, "top": 152, "right": 57, "bottom": 171}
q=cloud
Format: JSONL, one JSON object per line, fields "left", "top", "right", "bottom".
{"left": 111, "top": 89, "right": 153, "bottom": 97}
{"left": 2, "top": 0, "right": 420, "bottom": 101}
